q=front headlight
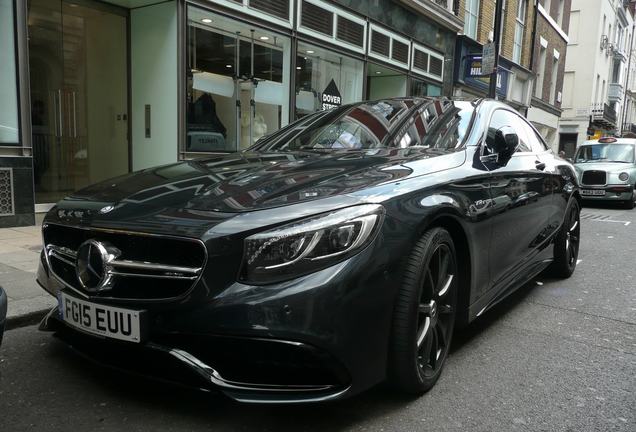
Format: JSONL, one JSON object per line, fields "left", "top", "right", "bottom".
{"left": 619, "top": 172, "right": 629, "bottom": 181}
{"left": 241, "top": 204, "right": 385, "bottom": 284}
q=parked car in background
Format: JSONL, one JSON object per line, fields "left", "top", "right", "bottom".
{"left": 573, "top": 137, "right": 636, "bottom": 209}
{"left": 0, "top": 286, "right": 7, "bottom": 346}
{"left": 37, "top": 98, "right": 581, "bottom": 403}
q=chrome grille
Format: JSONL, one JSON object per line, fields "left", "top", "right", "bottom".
{"left": 43, "top": 223, "right": 206, "bottom": 301}
{"left": 581, "top": 170, "right": 607, "bottom": 185}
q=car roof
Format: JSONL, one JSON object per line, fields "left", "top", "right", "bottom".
{"left": 581, "top": 138, "right": 636, "bottom": 145}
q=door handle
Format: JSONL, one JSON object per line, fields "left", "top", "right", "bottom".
{"left": 535, "top": 161, "right": 546, "bottom": 171}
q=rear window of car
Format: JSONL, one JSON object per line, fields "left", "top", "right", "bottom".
{"left": 253, "top": 100, "right": 474, "bottom": 152}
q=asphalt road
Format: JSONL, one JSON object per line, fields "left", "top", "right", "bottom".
{"left": 1, "top": 203, "right": 634, "bottom": 432}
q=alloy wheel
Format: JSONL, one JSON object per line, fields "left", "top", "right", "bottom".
{"left": 415, "top": 244, "right": 457, "bottom": 379}
{"left": 565, "top": 205, "right": 580, "bottom": 267}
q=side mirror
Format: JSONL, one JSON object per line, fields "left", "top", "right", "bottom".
{"left": 490, "top": 126, "right": 518, "bottom": 164}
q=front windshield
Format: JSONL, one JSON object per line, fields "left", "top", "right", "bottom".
{"left": 252, "top": 99, "right": 474, "bottom": 152}
{"left": 574, "top": 144, "right": 635, "bottom": 163}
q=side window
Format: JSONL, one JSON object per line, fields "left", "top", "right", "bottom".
{"left": 515, "top": 115, "right": 549, "bottom": 153}
{"left": 486, "top": 109, "right": 531, "bottom": 153}
{"left": 529, "top": 128, "right": 550, "bottom": 153}
{"left": 511, "top": 115, "right": 534, "bottom": 153}
{"left": 414, "top": 107, "right": 469, "bottom": 150}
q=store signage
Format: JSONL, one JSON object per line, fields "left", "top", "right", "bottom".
{"left": 464, "top": 55, "right": 508, "bottom": 98}
{"left": 321, "top": 79, "right": 342, "bottom": 110}
{"left": 481, "top": 42, "right": 496, "bottom": 75}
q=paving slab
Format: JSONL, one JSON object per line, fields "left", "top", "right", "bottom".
{"left": 0, "top": 223, "right": 50, "bottom": 326}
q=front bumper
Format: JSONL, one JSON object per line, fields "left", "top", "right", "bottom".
{"left": 579, "top": 184, "right": 634, "bottom": 201}
{"left": 36, "top": 230, "right": 400, "bottom": 403}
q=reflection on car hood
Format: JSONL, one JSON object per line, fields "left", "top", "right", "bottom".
{"left": 65, "top": 149, "right": 458, "bottom": 213}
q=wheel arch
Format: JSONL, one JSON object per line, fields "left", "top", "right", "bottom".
{"left": 415, "top": 210, "right": 473, "bottom": 329}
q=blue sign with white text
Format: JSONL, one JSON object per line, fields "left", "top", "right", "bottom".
{"left": 463, "top": 55, "right": 509, "bottom": 98}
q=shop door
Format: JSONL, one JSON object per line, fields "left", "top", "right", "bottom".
{"left": 28, "top": 0, "right": 128, "bottom": 205}
{"left": 187, "top": 14, "right": 288, "bottom": 153}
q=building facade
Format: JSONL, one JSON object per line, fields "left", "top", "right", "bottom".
{"left": 622, "top": 2, "right": 636, "bottom": 136}
{"left": 0, "top": 0, "right": 463, "bottom": 228}
{"left": 526, "top": 0, "right": 571, "bottom": 152}
{"left": 453, "top": 0, "right": 536, "bottom": 113}
{"left": 559, "top": 0, "right": 635, "bottom": 156}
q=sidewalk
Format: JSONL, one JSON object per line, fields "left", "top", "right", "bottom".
{"left": 0, "top": 220, "right": 55, "bottom": 327}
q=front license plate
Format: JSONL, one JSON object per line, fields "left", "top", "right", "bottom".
{"left": 581, "top": 189, "right": 605, "bottom": 196}
{"left": 57, "top": 291, "right": 143, "bottom": 343}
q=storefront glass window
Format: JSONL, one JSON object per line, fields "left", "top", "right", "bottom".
{"left": 295, "top": 42, "right": 363, "bottom": 118}
{"left": 367, "top": 63, "right": 407, "bottom": 100}
{"left": 186, "top": 6, "right": 290, "bottom": 152}
{"left": 410, "top": 78, "right": 442, "bottom": 97}
{"left": 0, "top": 0, "right": 20, "bottom": 145}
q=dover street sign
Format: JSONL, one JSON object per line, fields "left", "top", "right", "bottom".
{"left": 322, "top": 79, "right": 342, "bottom": 110}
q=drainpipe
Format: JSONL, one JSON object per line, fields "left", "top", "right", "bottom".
{"left": 621, "top": 22, "right": 635, "bottom": 135}
{"left": 528, "top": 0, "right": 539, "bottom": 108}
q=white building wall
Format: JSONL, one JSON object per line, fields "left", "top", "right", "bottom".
{"left": 131, "top": 1, "right": 178, "bottom": 171}
{"left": 559, "top": 0, "right": 619, "bottom": 146}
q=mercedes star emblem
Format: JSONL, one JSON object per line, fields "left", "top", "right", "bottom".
{"left": 75, "top": 240, "right": 119, "bottom": 292}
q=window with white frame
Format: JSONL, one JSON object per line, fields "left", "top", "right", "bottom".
{"left": 556, "top": 0, "right": 564, "bottom": 28}
{"left": 464, "top": 0, "right": 479, "bottom": 39}
{"left": 535, "top": 44, "right": 547, "bottom": 98}
{"left": 550, "top": 53, "right": 559, "bottom": 105}
{"left": 513, "top": 0, "right": 527, "bottom": 63}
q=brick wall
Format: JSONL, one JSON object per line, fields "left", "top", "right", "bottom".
{"left": 457, "top": 0, "right": 535, "bottom": 69}
{"left": 532, "top": 13, "right": 568, "bottom": 109}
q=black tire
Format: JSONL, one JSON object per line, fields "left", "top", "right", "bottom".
{"left": 623, "top": 191, "right": 635, "bottom": 209}
{"left": 549, "top": 199, "right": 581, "bottom": 278}
{"left": 388, "top": 227, "right": 458, "bottom": 394}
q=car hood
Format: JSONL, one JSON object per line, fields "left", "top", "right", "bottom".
{"left": 50, "top": 148, "right": 461, "bottom": 235}
{"left": 574, "top": 162, "right": 635, "bottom": 172}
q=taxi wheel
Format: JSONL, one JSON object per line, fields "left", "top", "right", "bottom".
{"left": 624, "top": 190, "right": 635, "bottom": 209}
